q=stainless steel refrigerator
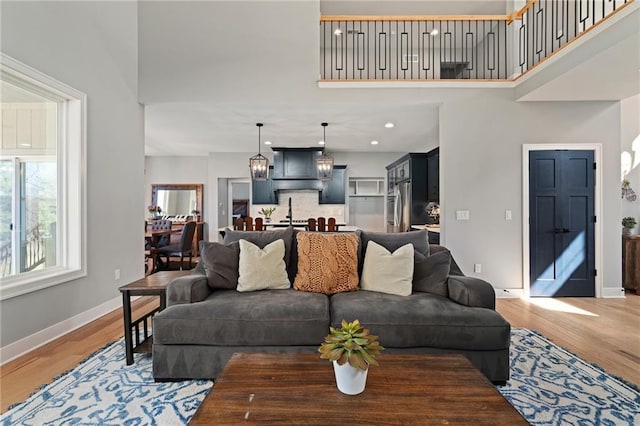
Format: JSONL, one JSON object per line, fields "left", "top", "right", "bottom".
{"left": 388, "top": 181, "right": 411, "bottom": 233}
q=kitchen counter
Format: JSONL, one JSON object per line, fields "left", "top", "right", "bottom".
{"left": 217, "top": 224, "right": 357, "bottom": 238}
{"left": 410, "top": 224, "right": 440, "bottom": 233}
{"left": 265, "top": 222, "right": 348, "bottom": 229}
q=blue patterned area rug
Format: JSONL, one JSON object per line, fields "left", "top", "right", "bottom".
{"left": 2, "top": 329, "right": 638, "bottom": 425}
{"left": 0, "top": 341, "right": 212, "bottom": 426}
{"left": 500, "top": 328, "right": 640, "bottom": 425}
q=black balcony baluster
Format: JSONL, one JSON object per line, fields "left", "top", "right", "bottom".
{"left": 320, "top": 1, "right": 627, "bottom": 81}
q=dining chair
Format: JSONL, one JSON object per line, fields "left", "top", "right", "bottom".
{"left": 307, "top": 218, "right": 317, "bottom": 231}
{"left": 317, "top": 217, "right": 326, "bottom": 232}
{"left": 327, "top": 217, "right": 337, "bottom": 232}
{"left": 234, "top": 216, "right": 254, "bottom": 231}
{"left": 157, "top": 221, "right": 197, "bottom": 270}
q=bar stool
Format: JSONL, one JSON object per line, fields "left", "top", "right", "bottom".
{"left": 234, "top": 216, "right": 254, "bottom": 231}
{"left": 307, "top": 218, "right": 317, "bottom": 231}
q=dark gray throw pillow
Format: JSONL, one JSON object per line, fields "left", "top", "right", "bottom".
{"left": 413, "top": 250, "right": 451, "bottom": 297}
{"left": 361, "top": 230, "right": 429, "bottom": 256}
{"left": 223, "top": 226, "right": 294, "bottom": 277}
{"left": 360, "top": 230, "right": 429, "bottom": 273}
{"left": 199, "top": 241, "right": 240, "bottom": 289}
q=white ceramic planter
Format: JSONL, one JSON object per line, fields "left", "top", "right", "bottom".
{"left": 332, "top": 360, "right": 369, "bottom": 395}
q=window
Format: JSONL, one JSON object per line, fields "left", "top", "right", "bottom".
{"left": 0, "top": 54, "right": 86, "bottom": 300}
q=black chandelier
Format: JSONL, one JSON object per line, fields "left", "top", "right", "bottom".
{"left": 316, "top": 122, "right": 334, "bottom": 181}
{"left": 249, "top": 123, "right": 269, "bottom": 181}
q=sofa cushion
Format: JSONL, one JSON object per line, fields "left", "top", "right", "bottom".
{"left": 293, "top": 232, "right": 359, "bottom": 295}
{"left": 238, "top": 239, "right": 290, "bottom": 292}
{"left": 413, "top": 250, "right": 451, "bottom": 297}
{"left": 199, "top": 241, "right": 239, "bottom": 290}
{"left": 154, "top": 289, "right": 330, "bottom": 346}
{"left": 360, "top": 241, "right": 414, "bottom": 296}
{"left": 223, "top": 227, "right": 294, "bottom": 278}
{"left": 330, "top": 291, "right": 510, "bottom": 350}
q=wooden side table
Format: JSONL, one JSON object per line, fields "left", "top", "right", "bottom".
{"left": 622, "top": 235, "right": 640, "bottom": 292}
{"left": 118, "top": 270, "right": 189, "bottom": 365}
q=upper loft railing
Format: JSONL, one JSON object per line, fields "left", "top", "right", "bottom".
{"left": 319, "top": 0, "right": 634, "bottom": 82}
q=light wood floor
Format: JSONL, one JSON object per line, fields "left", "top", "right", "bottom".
{"left": 496, "top": 295, "right": 640, "bottom": 386}
{"left": 1, "top": 295, "right": 639, "bottom": 413}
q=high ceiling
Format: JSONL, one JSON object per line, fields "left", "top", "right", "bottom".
{"left": 139, "top": 0, "right": 639, "bottom": 156}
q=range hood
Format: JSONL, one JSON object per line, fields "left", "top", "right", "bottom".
{"left": 270, "top": 147, "right": 324, "bottom": 190}
{"left": 272, "top": 179, "right": 323, "bottom": 191}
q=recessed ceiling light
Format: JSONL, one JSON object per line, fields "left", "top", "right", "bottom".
{"left": 334, "top": 28, "right": 343, "bottom": 36}
{"left": 371, "top": 140, "right": 379, "bottom": 145}
{"left": 384, "top": 122, "right": 394, "bottom": 128}
{"left": 319, "top": 140, "right": 325, "bottom": 145}
{"left": 264, "top": 140, "right": 272, "bottom": 145}
{"left": 430, "top": 28, "right": 439, "bottom": 36}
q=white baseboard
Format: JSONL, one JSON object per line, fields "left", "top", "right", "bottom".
{"left": 601, "top": 287, "right": 627, "bottom": 298}
{"left": 0, "top": 295, "right": 124, "bottom": 365}
{"left": 495, "top": 288, "right": 525, "bottom": 299}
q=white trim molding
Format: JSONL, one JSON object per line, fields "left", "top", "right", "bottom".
{"left": 495, "top": 288, "right": 525, "bottom": 299}
{"left": 601, "top": 287, "right": 627, "bottom": 298}
{"left": 0, "top": 296, "right": 124, "bottom": 365}
{"left": 522, "top": 144, "right": 603, "bottom": 298}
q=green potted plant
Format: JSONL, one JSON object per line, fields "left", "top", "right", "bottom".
{"left": 622, "top": 217, "right": 637, "bottom": 236}
{"left": 318, "top": 319, "right": 384, "bottom": 395}
{"left": 258, "top": 207, "right": 276, "bottom": 223}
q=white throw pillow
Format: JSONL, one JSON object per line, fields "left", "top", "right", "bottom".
{"left": 360, "top": 241, "right": 414, "bottom": 296}
{"left": 237, "top": 239, "right": 290, "bottom": 292}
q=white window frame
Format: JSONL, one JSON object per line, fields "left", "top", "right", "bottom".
{"left": 0, "top": 53, "right": 87, "bottom": 300}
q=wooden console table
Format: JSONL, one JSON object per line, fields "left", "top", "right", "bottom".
{"left": 119, "top": 271, "right": 189, "bottom": 365}
{"left": 623, "top": 235, "right": 640, "bottom": 292}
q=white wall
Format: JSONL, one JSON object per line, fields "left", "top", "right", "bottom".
{"left": 440, "top": 91, "right": 621, "bottom": 293}
{"left": 1, "top": 2, "right": 144, "bottom": 347}
{"left": 620, "top": 94, "right": 640, "bottom": 223}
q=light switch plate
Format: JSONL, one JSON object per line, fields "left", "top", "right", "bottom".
{"left": 505, "top": 210, "right": 512, "bottom": 220}
{"left": 456, "top": 210, "right": 470, "bottom": 221}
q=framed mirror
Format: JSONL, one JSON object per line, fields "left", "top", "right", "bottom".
{"left": 151, "top": 184, "right": 203, "bottom": 219}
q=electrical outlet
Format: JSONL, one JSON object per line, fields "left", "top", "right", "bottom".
{"left": 474, "top": 264, "right": 482, "bottom": 273}
{"left": 505, "top": 210, "right": 512, "bottom": 220}
{"left": 114, "top": 268, "right": 120, "bottom": 280}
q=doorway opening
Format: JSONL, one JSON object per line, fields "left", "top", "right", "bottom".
{"left": 228, "top": 180, "right": 250, "bottom": 227}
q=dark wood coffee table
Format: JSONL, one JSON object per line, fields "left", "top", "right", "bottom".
{"left": 189, "top": 353, "right": 526, "bottom": 425}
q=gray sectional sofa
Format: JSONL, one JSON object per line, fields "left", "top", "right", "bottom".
{"left": 152, "top": 228, "right": 511, "bottom": 384}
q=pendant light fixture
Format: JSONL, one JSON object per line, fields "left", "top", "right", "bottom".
{"left": 317, "top": 122, "right": 334, "bottom": 181}
{"left": 249, "top": 123, "right": 269, "bottom": 181}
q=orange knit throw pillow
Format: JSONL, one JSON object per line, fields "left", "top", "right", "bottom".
{"left": 293, "top": 232, "right": 359, "bottom": 295}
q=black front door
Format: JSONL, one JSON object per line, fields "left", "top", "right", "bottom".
{"left": 529, "top": 150, "right": 595, "bottom": 297}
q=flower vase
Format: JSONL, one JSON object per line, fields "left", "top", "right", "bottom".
{"left": 332, "top": 361, "right": 368, "bottom": 395}
{"left": 264, "top": 217, "right": 271, "bottom": 223}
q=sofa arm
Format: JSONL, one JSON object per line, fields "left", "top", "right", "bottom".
{"left": 166, "top": 274, "right": 211, "bottom": 306}
{"left": 447, "top": 276, "right": 496, "bottom": 309}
